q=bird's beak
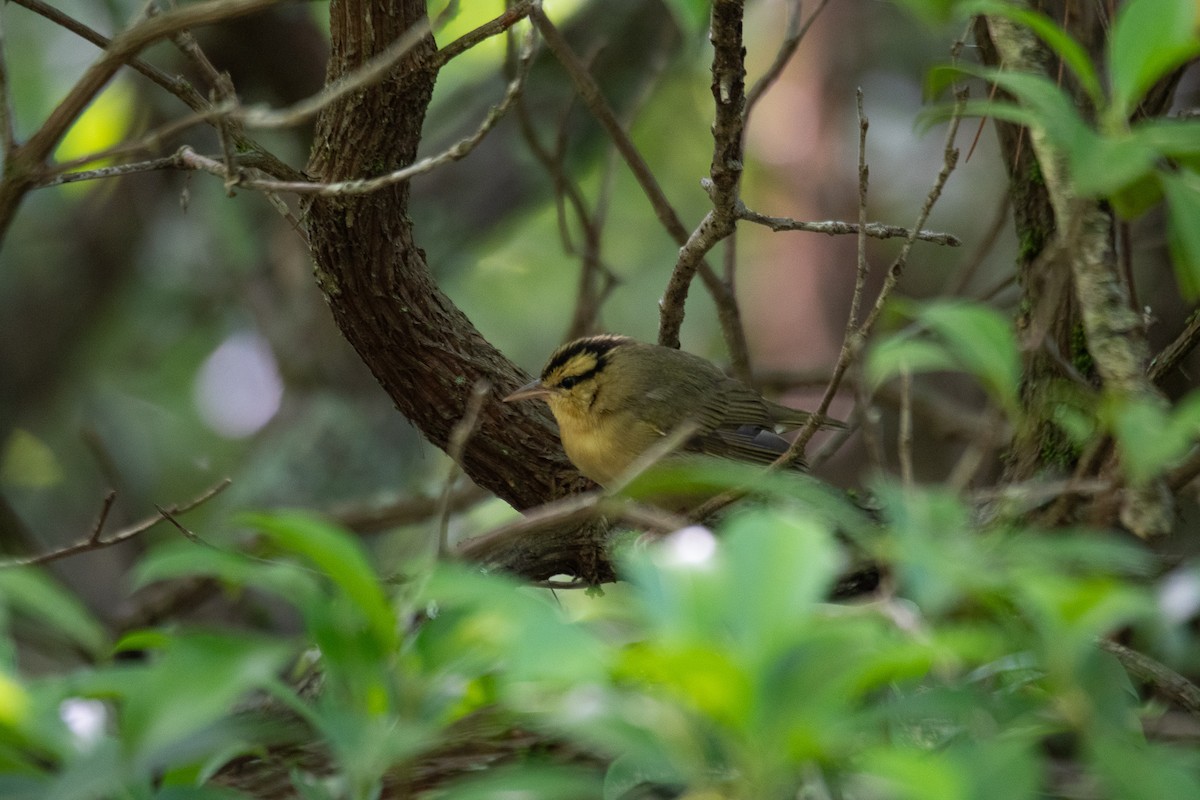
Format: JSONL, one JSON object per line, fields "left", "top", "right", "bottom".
{"left": 503, "top": 379, "right": 552, "bottom": 403}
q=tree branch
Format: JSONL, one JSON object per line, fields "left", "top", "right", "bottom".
{"left": 0, "top": 479, "right": 231, "bottom": 568}
{"left": 530, "top": 4, "right": 751, "bottom": 378}
{"left": 988, "top": 10, "right": 1173, "bottom": 537}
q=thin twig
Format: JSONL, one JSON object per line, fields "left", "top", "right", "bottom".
{"left": 1149, "top": 307, "right": 1200, "bottom": 383}
{"left": 235, "top": 19, "right": 432, "bottom": 131}
{"left": 40, "top": 19, "right": 433, "bottom": 180}
{"left": 737, "top": 204, "right": 961, "bottom": 246}
{"left": 331, "top": 485, "right": 489, "bottom": 535}
{"left": 605, "top": 420, "right": 701, "bottom": 498}
{"left": 155, "top": 504, "right": 205, "bottom": 545}
{"left": 170, "top": 24, "right": 537, "bottom": 197}
{"left": 807, "top": 87, "right": 874, "bottom": 474}
{"left": 88, "top": 490, "right": 119, "bottom": 545}
{"left": 8, "top": 0, "right": 210, "bottom": 110}
{"left": 946, "top": 407, "right": 1005, "bottom": 492}
{"left": 788, "top": 88, "right": 965, "bottom": 468}
{"left": 948, "top": 192, "right": 1010, "bottom": 296}
{"left": 438, "top": 381, "right": 491, "bottom": 557}
{"left": 1101, "top": 639, "right": 1200, "bottom": 720}
{"left": 0, "top": 9, "right": 15, "bottom": 159}
{"left": 898, "top": 368, "right": 914, "bottom": 485}
{"left": 744, "top": 0, "right": 831, "bottom": 119}
{"left": 461, "top": 492, "right": 688, "bottom": 560}
{"left": 657, "top": 0, "right": 748, "bottom": 366}
{"left": 1167, "top": 446, "right": 1200, "bottom": 491}
{"left": 850, "top": 88, "right": 872, "bottom": 333}
{"left": 0, "top": 479, "right": 231, "bottom": 568}
{"left": 432, "top": 0, "right": 535, "bottom": 68}
{"left": 529, "top": 4, "right": 750, "bottom": 375}
{"left": 23, "top": 0, "right": 285, "bottom": 168}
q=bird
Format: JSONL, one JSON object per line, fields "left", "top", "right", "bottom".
{"left": 503, "top": 334, "right": 841, "bottom": 487}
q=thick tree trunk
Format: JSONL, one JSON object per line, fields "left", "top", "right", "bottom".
{"left": 303, "top": 0, "right": 587, "bottom": 509}
{"left": 302, "top": 0, "right": 611, "bottom": 580}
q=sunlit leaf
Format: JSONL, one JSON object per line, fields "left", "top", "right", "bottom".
{"left": 859, "top": 746, "right": 968, "bottom": 800}
{"left": 0, "top": 671, "right": 30, "bottom": 728}
{"left": 0, "top": 429, "right": 63, "bottom": 489}
{"left": 55, "top": 80, "right": 136, "bottom": 166}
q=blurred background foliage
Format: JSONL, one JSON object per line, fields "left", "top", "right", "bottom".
{"left": 2, "top": 0, "right": 1200, "bottom": 795}
{"left": 0, "top": 0, "right": 1030, "bottom": 592}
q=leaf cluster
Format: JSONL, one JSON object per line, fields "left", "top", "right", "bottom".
{"left": 0, "top": 483, "right": 1193, "bottom": 799}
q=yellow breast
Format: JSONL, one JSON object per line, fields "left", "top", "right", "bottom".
{"left": 549, "top": 399, "right": 660, "bottom": 486}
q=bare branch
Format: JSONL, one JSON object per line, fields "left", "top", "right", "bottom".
{"left": 1101, "top": 639, "right": 1200, "bottom": 720}
{"left": 658, "top": 0, "right": 748, "bottom": 354}
{"left": 237, "top": 19, "right": 432, "bottom": 130}
{"left": 744, "top": 0, "right": 831, "bottom": 119}
{"left": 1149, "top": 307, "right": 1200, "bottom": 383}
{"left": 170, "top": 24, "right": 536, "bottom": 196}
{"left": 9, "top": 0, "right": 207, "bottom": 107}
{"left": 439, "top": 380, "right": 491, "bottom": 556}
{"left": 432, "top": 0, "right": 535, "bottom": 68}
{"left": 0, "top": 479, "right": 231, "bottom": 568}
{"left": 331, "top": 485, "right": 489, "bottom": 535}
{"left": 737, "top": 205, "right": 961, "bottom": 247}
{"left": 26, "top": 0, "right": 287, "bottom": 166}
{"left": 0, "top": 9, "right": 15, "bottom": 158}
{"left": 787, "top": 88, "right": 966, "bottom": 468}
{"left": 88, "top": 490, "right": 119, "bottom": 545}
{"left": 530, "top": 4, "right": 750, "bottom": 377}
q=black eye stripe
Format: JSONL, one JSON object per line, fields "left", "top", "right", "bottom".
{"left": 542, "top": 334, "right": 628, "bottom": 379}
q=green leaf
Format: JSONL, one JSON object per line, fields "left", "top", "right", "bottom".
{"left": 244, "top": 512, "right": 397, "bottom": 653}
{"left": 1161, "top": 171, "right": 1200, "bottom": 300}
{"left": 919, "top": 302, "right": 1021, "bottom": 414}
{"left": 1107, "top": 390, "right": 1200, "bottom": 483}
{"left": 865, "top": 336, "right": 957, "bottom": 390}
{"left": 860, "top": 746, "right": 968, "bottom": 800}
{"left": 0, "top": 570, "right": 106, "bottom": 657}
{"left": 1068, "top": 128, "right": 1159, "bottom": 199}
{"left": 104, "top": 630, "right": 294, "bottom": 760}
{"left": 1108, "top": 0, "right": 1200, "bottom": 119}
{"left": 868, "top": 301, "right": 1021, "bottom": 417}
{"left": 134, "top": 539, "right": 320, "bottom": 604}
{"left": 721, "top": 508, "right": 841, "bottom": 649}
{"left": 1135, "top": 118, "right": 1200, "bottom": 161}
{"left": 440, "top": 762, "right": 604, "bottom": 800}
{"left": 1089, "top": 734, "right": 1200, "bottom": 800}
{"left": 967, "top": 0, "right": 1104, "bottom": 106}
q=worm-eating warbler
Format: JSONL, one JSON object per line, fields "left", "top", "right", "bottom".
{"left": 503, "top": 334, "right": 840, "bottom": 486}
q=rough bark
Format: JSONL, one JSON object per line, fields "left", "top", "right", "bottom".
{"left": 299, "top": 0, "right": 616, "bottom": 580}
{"left": 979, "top": 3, "right": 1173, "bottom": 535}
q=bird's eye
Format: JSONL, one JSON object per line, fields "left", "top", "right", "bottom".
{"left": 559, "top": 375, "right": 580, "bottom": 390}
